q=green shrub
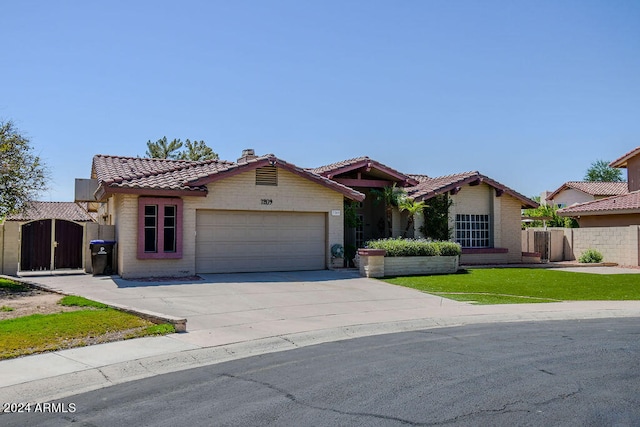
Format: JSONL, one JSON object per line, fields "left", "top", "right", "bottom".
{"left": 579, "top": 249, "right": 603, "bottom": 263}
{"left": 435, "top": 241, "right": 463, "bottom": 256}
{"left": 365, "top": 238, "right": 461, "bottom": 257}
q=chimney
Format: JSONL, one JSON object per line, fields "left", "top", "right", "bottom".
{"left": 237, "top": 148, "right": 257, "bottom": 163}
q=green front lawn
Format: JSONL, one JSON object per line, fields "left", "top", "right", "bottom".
{"left": 383, "top": 268, "right": 640, "bottom": 304}
{"left": 0, "top": 284, "right": 175, "bottom": 359}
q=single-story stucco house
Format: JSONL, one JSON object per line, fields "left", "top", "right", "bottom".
{"left": 558, "top": 146, "right": 640, "bottom": 227}
{"left": 66, "top": 149, "right": 537, "bottom": 278}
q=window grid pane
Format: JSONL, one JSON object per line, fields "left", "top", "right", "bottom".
{"left": 455, "top": 214, "right": 490, "bottom": 248}
{"left": 144, "top": 205, "right": 157, "bottom": 252}
{"left": 163, "top": 205, "right": 177, "bottom": 252}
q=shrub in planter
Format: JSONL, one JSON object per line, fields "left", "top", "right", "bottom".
{"left": 434, "top": 241, "right": 462, "bottom": 256}
{"left": 579, "top": 248, "right": 603, "bottom": 263}
{"left": 365, "top": 238, "right": 461, "bottom": 257}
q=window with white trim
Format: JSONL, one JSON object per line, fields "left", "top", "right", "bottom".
{"left": 455, "top": 214, "right": 490, "bottom": 248}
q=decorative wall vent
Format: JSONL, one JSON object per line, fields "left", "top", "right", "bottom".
{"left": 256, "top": 166, "right": 278, "bottom": 186}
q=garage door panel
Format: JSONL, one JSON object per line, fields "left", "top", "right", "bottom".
{"left": 196, "top": 210, "right": 326, "bottom": 273}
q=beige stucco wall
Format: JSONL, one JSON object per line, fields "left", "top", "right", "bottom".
{"left": 0, "top": 223, "right": 4, "bottom": 274}
{"left": 450, "top": 183, "right": 523, "bottom": 264}
{"left": 577, "top": 214, "right": 640, "bottom": 228}
{"left": 627, "top": 155, "right": 640, "bottom": 192}
{"left": 500, "top": 192, "right": 526, "bottom": 263}
{"left": 548, "top": 188, "right": 593, "bottom": 207}
{"left": 1, "top": 222, "right": 20, "bottom": 275}
{"left": 521, "top": 228, "right": 567, "bottom": 262}
{"left": 113, "top": 168, "right": 346, "bottom": 278}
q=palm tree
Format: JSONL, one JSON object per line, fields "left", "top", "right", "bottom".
{"left": 399, "top": 197, "right": 426, "bottom": 237}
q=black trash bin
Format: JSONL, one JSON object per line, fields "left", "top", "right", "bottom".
{"left": 90, "top": 240, "right": 116, "bottom": 275}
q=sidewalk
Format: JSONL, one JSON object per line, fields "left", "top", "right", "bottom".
{"left": 1, "top": 268, "right": 639, "bottom": 404}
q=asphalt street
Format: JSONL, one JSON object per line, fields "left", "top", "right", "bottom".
{"left": 2, "top": 318, "right": 639, "bottom": 426}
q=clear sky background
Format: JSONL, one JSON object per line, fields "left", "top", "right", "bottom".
{"left": 2, "top": 0, "right": 639, "bottom": 202}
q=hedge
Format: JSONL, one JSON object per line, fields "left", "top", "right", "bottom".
{"left": 365, "top": 238, "right": 461, "bottom": 257}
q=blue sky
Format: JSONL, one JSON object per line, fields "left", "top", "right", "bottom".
{"left": 2, "top": 0, "right": 639, "bottom": 201}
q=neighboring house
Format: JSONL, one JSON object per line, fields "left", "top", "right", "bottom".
{"left": 67, "top": 150, "right": 536, "bottom": 278}
{"left": 545, "top": 181, "right": 628, "bottom": 208}
{"left": 558, "top": 147, "right": 640, "bottom": 227}
{"left": 0, "top": 202, "right": 98, "bottom": 275}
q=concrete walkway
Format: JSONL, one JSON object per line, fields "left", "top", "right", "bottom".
{"left": 2, "top": 268, "right": 640, "bottom": 403}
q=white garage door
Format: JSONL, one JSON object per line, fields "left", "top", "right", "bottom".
{"left": 196, "top": 210, "right": 326, "bottom": 273}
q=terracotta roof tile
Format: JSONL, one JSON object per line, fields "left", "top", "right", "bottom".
{"left": 92, "top": 154, "right": 365, "bottom": 201}
{"left": 547, "top": 181, "right": 628, "bottom": 200}
{"left": 92, "top": 155, "right": 235, "bottom": 194}
{"left": 309, "top": 156, "right": 372, "bottom": 175}
{"left": 557, "top": 190, "right": 640, "bottom": 215}
{"left": 406, "top": 171, "right": 538, "bottom": 208}
{"left": 5, "top": 202, "right": 95, "bottom": 222}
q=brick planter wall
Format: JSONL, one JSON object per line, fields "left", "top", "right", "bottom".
{"left": 358, "top": 249, "right": 459, "bottom": 278}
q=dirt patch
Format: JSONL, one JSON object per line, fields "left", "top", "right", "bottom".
{"left": 0, "top": 287, "right": 85, "bottom": 321}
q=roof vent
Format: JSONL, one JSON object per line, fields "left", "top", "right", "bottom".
{"left": 238, "top": 148, "right": 257, "bottom": 163}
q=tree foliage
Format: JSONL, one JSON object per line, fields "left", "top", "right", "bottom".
{"left": 522, "top": 202, "right": 578, "bottom": 228}
{"left": 145, "top": 137, "right": 218, "bottom": 161}
{"left": 179, "top": 139, "right": 218, "bottom": 161}
{"left": 419, "top": 195, "right": 453, "bottom": 241}
{"left": 0, "top": 121, "right": 48, "bottom": 218}
{"left": 398, "top": 196, "right": 426, "bottom": 237}
{"left": 584, "top": 159, "right": 624, "bottom": 182}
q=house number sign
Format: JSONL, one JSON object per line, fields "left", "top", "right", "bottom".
{"left": 261, "top": 199, "right": 273, "bottom": 205}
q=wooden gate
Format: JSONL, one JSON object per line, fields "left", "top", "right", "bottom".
{"left": 20, "top": 219, "right": 84, "bottom": 271}
{"left": 54, "top": 220, "right": 83, "bottom": 269}
{"left": 20, "top": 220, "right": 52, "bottom": 271}
{"left": 534, "top": 231, "right": 550, "bottom": 262}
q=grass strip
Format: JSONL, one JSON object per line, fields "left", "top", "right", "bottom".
{"left": 0, "top": 278, "right": 27, "bottom": 292}
{"left": 383, "top": 268, "right": 640, "bottom": 304}
{"left": 0, "top": 309, "right": 175, "bottom": 359}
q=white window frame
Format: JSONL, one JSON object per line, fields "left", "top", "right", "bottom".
{"left": 455, "top": 214, "right": 490, "bottom": 248}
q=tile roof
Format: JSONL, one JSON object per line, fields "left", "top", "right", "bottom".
{"left": 406, "top": 171, "right": 538, "bottom": 208}
{"left": 610, "top": 146, "right": 640, "bottom": 168}
{"left": 547, "top": 181, "right": 629, "bottom": 200}
{"left": 88, "top": 154, "right": 533, "bottom": 207}
{"left": 92, "top": 154, "right": 365, "bottom": 201}
{"left": 309, "top": 156, "right": 371, "bottom": 175}
{"left": 310, "top": 156, "right": 419, "bottom": 185}
{"left": 92, "top": 155, "right": 235, "bottom": 195}
{"left": 5, "top": 202, "right": 95, "bottom": 222}
{"left": 557, "top": 190, "right": 640, "bottom": 215}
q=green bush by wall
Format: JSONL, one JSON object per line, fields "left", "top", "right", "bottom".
{"left": 365, "top": 238, "right": 461, "bottom": 257}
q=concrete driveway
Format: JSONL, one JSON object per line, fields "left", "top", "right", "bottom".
{"left": 23, "top": 270, "right": 471, "bottom": 347}
{"left": 20, "top": 267, "right": 640, "bottom": 350}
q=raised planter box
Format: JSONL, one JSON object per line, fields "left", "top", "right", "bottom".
{"left": 358, "top": 249, "right": 459, "bottom": 278}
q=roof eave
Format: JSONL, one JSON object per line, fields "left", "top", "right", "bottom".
{"left": 321, "top": 158, "right": 419, "bottom": 186}
{"left": 412, "top": 174, "right": 538, "bottom": 208}
{"left": 99, "top": 185, "right": 208, "bottom": 199}
{"left": 558, "top": 208, "right": 640, "bottom": 217}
